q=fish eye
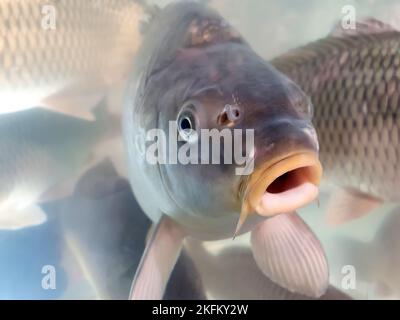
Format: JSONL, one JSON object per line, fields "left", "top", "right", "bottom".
{"left": 177, "top": 106, "right": 198, "bottom": 143}
{"left": 179, "top": 116, "right": 193, "bottom": 131}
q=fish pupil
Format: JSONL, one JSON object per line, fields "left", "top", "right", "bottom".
{"left": 180, "top": 117, "right": 192, "bottom": 131}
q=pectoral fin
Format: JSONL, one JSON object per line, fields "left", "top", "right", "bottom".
{"left": 326, "top": 189, "right": 382, "bottom": 226}
{"left": 40, "top": 104, "right": 96, "bottom": 121}
{"left": 250, "top": 212, "right": 329, "bottom": 298}
{"left": 40, "top": 86, "right": 106, "bottom": 120}
{"left": 38, "top": 179, "right": 77, "bottom": 204}
{"left": 129, "top": 215, "right": 185, "bottom": 300}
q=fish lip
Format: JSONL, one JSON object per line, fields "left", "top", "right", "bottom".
{"left": 241, "top": 151, "right": 322, "bottom": 217}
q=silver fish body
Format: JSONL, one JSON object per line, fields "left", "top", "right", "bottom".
{"left": 0, "top": 104, "right": 114, "bottom": 229}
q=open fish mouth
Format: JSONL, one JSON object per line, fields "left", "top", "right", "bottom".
{"left": 255, "top": 153, "right": 322, "bottom": 216}
{"left": 239, "top": 151, "right": 322, "bottom": 224}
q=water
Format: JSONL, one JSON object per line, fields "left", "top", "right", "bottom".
{"left": 0, "top": 0, "right": 399, "bottom": 299}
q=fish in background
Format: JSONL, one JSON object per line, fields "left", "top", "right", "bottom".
{"left": 42, "top": 160, "right": 205, "bottom": 299}
{"left": 0, "top": 0, "right": 143, "bottom": 119}
{"left": 330, "top": 207, "right": 400, "bottom": 299}
{"left": 272, "top": 18, "right": 400, "bottom": 225}
{"left": 124, "top": 1, "right": 328, "bottom": 299}
{"left": 186, "top": 240, "right": 352, "bottom": 300}
{"left": 0, "top": 101, "right": 119, "bottom": 230}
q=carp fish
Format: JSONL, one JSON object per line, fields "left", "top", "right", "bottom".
{"left": 123, "top": 1, "right": 327, "bottom": 299}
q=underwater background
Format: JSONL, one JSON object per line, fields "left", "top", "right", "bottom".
{"left": 0, "top": 0, "right": 399, "bottom": 299}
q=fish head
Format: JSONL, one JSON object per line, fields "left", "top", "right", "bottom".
{"left": 126, "top": 2, "right": 322, "bottom": 238}
{"left": 155, "top": 45, "right": 321, "bottom": 230}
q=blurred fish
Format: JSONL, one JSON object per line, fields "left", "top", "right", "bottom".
{"left": 187, "top": 240, "right": 352, "bottom": 300}
{"left": 331, "top": 207, "right": 400, "bottom": 299}
{"left": 43, "top": 160, "right": 205, "bottom": 299}
{"left": 124, "top": 2, "right": 327, "bottom": 299}
{"left": 0, "top": 0, "right": 143, "bottom": 119}
{"left": 272, "top": 18, "right": 400, "bottom": 224}
{"left": 0, "top": 102, "right": 118, "bottom": 230}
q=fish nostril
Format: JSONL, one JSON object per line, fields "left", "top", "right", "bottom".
{"left": 217, "top": 104, "right": 241, "bottom": 126}
{"left": 218, "top": 112, "right": 229, "bottom": 125}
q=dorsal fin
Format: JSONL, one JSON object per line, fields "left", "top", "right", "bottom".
{"left": 330, "top": 17, "right": 398, "bottom": 37}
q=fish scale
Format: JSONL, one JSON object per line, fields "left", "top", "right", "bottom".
{"left": 0, "top": 0, "right": 143, "bottom": 116}
{"left": 272, "top": 30, "right": 400, "bottom": 201}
